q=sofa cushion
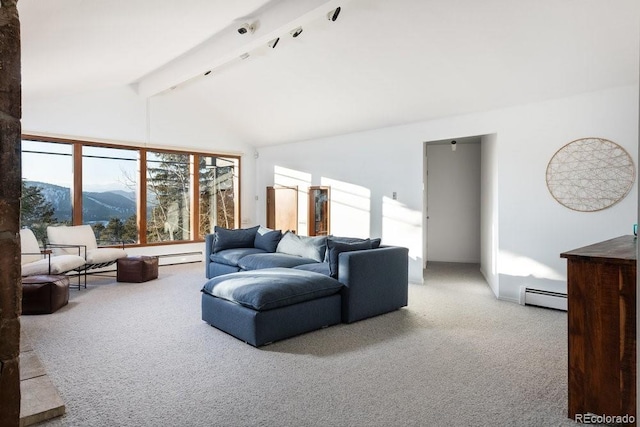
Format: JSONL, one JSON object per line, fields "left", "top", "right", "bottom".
{"left": 47, "top": 224, "right": 98, "bottom": 255}
{"left": 238, "top": 253, "right": 318, "bottom": 271}
{"left": 276, "top": 232, "right": 327, "bottom": 262}
{"left": 21, "top": 254, "right": 86, "bottom": 276}
{"left": 292, "top": 262, "right": 331, "bottom": 276}
{"left": 254, "top": 226, "right": 282, "bottom": 252}
{"left": 20, "top": 229, "right": 43, "bottom": 265}
{"left": 202, "top": 268, "right": 343, "bottom": 311}
{"left": 208, "top": 262, "right": 241, "bottom": 278}
{"left": 326, "top": 238, "right": 372, "bottom": 278}
{"left": 86, "top": 248, "right": 127, "bottom": 264}
{"left": 211, "top": 248, "right": 266, "bottom": 267}
{"left": 324, "top": 236, "right": 381, "bottom": 262}
{"left": 328, "top": 236, "right": 381, "bottom": 247}
{"left": 213, "top": 226, "right": 259, "bottom": 253}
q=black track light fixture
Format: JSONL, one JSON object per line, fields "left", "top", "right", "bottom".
{"left": 268, "top": 37, "right": 280, "bottom": 49}
{"left": 237, "top": 23, "right": 255, "bottom": 35}
{"left": 327, "top": 7, "right": 341, "bottom": 22}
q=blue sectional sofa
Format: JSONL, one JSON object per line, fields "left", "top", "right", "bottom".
{"left": 201, "top": 226, "right": 409, "bottom": 346}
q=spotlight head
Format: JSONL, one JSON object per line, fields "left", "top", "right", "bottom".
{"left": 451, "top": 140, "right": 457, "bottom": 152}
{"left": 290, "top": 26, "right": 303, "bottom": 38}
{"left": 204, "top": 70, "right": 212, "bottom": 76}
{"left": 237, "top": 23, "right": 254, "bottom": 34}
{"left": 268, "top": 37, "right": 280, "bottom": 49}
{"left": 327, "top": 7, "right": 341, "bottom": 21}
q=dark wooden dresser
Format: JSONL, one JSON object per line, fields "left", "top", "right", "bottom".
{"left": 561, "top": 235, "right": 636, "bottom": 424}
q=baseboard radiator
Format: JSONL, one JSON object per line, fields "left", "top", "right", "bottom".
{"left": 519, "top": 287, "right": 567, "bottom": 311}
{"left": 157, "top": 251, "right": 202, "bottom": 265}
{"left": 85, "top": 251, "right": 203, "bottom": 275}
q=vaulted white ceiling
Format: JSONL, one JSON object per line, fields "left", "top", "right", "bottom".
{"left": 19, "top": 0, "right": 640, "bottom": 146}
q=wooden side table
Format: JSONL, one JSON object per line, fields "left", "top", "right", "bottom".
{"left": 561, "top": 236, "right": 636, "bottom": 424}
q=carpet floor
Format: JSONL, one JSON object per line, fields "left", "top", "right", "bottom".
{"left": 21, "top": 262, "right": 574, "bottom": 427}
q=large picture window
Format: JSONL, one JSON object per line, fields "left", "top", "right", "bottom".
{"left": 21, "top": 140, "right": 73, "bottom": 244}
{"left": 199, "top": 156, "right": 239, "bottom": 239}
{"left": 20, "top": 136, "right": 241, "bottom": 246}
{"left": 82, "top": 145, "right": 139, "bottom": 243}
{"left": 146, "top": 151, "right": 191, "bottom": 243}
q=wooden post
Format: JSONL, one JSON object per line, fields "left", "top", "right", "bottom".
{"left": 0, "top": 1, "right": 22, "bottom": 426}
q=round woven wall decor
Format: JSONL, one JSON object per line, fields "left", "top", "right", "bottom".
{"left": 545, "top": 137, "right": 635, "bottom": 212}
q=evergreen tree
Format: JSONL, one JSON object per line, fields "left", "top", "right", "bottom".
{"left": 96, "top": 217, "right": 135, "bottom": 244}
{"left": 20, "top": 181, "right": 57, "bottom": 244}
{"left": 92, "top": 222, "right": 106, "bottom": 239}
{"left": 122, "top": 215, "right": 138, "bottom": 243}
{"left": 101, "top": 217, "right": 124, "bottom": 242}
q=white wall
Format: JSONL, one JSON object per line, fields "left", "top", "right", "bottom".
{"left": 480, "top": 134, "right": 499, "bottom": 296}
{"left": 255, "top": 132, "right": 424, "bottom": 283}
{"left": 425, "top": 141, "right": 481, "bottom": 263}
{"left": 256, "top": 85, "right": 639, "bottom": 297}
{"left": 494, "top": 87, "right": 638, "bottom": 302}
{"left": 22, "top": 86, "right": 148, "bottom": 142}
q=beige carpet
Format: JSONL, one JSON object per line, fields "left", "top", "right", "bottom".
{"left": 21, "top": 262, "right": 574, "bottom": 426}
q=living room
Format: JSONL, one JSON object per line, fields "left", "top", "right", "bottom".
{"left": 18, "top": 0, "right": 640, "bottom": 293}
{"left": 2, "top": 0, "right": 639, "bottom": 426}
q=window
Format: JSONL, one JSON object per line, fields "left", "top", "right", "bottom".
{"left": 82, "top": 145, "right": 139, "bottom": 243}
{"left": 199, "top": 156, "right": 239, "bottom": 238}
{"left": 146, "top": 151, "right": 191, "bottom": 243}
{"left": 21, "top": 140, "right": 73, "bottom": 244}
{"left": 20, "top": 136, "right": 240, "bottom": 246}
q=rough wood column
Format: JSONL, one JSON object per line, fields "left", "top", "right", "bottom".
{"left": 0, "top": 1, "right": 22, "bottom": 426}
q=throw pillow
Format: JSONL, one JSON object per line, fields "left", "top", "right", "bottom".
{"left": 254, "top": 226, "right": 282, "bottom": 252}
{"left": 326, "top": 238, "right": 372, "bottom": 279}
{"left": 323, "top": 236, "right": 381, "bottom": 262}
{"left": 213, "top": 225, "right": 259, "bottom": 253}
{"left": 276, "top": 232, "right": 327, "bottom": 262}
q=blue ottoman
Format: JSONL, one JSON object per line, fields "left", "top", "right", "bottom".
{"left": 201, "top": 268, "right": 342, "bottom": 346}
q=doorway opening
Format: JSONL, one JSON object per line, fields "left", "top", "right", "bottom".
{"left": 423, "top": 136, "right": 482, "bottom": 270}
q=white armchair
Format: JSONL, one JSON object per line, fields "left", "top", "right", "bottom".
{"left": 46, "top": 225, "right": 128, "bottom": 282}
{"left": 20, "top": 228, "right": 86, "bottom": 288}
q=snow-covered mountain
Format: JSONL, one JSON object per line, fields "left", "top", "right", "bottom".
{"left": 26, "top": 181, "right": 136, "bottom": 222}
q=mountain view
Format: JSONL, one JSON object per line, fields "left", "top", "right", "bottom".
{"left": 26, "top": 181, "right": 136, "bottom": 223}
